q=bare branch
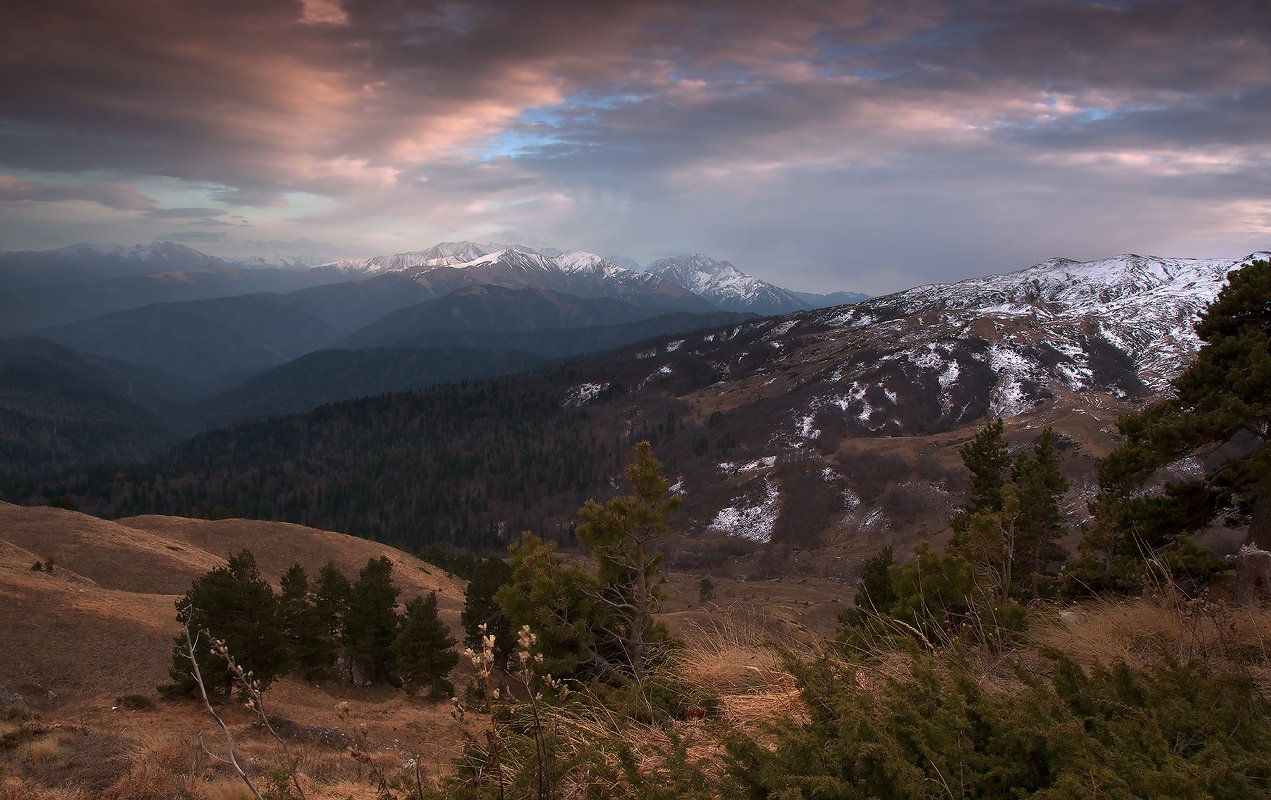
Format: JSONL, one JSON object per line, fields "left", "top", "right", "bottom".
{"left": 185, "top": 627, "right": 265, "bottom": 800}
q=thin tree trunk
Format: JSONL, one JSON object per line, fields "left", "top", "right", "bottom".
{"left": 632, "top": 540, "right": 648, "bottom": 679}
{"left": 1247, "top": 481, "right": 1271, "bottom": 551}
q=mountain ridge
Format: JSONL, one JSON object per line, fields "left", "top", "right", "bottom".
{"left": 24, "top": 250, "right": 1262, "bottom": 577}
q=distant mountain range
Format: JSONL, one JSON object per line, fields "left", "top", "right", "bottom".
{"left": 0, "top": 238, "right": 866, "bottom": 473}
{"left": 322, "top": 242, "right": 867, "bottom": 314}
{"left": 0, "top": 240, "right": 868, "bottom": 336}
{"left": 13, "top": 249, "right": 1265, "bottom": 581}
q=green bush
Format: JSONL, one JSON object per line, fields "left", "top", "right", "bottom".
{"left": 840, "top": 543, "right": 1028, "bottom": 655}
{"left": 589, "top": 672, "right": 721, "bottom": 724}
{"left": 726, "top": 650, "right": 1271, "bottom": 799}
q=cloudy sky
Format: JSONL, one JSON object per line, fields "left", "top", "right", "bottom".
{"left": 2, "top": 0, "right": 1268, "bottom": 294}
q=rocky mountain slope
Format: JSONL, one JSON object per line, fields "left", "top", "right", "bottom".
{"left": 615, "top": 251, "right": 1269, "bottom": 564}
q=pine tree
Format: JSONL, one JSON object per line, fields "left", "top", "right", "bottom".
{"left": 576, "top": 440, "right": 680, "bottom": 680}
{"left": 698, "top": 577, "right": 716, "bottom": 605}
{"left": 1013, "top": 428, "right": 1068, "bottom": 598}
{"left": 345, "top": 556, "right": 400, "bottom": 683}
{"left": 496, "top": 532, "right": 602, "bottom": 679}
{"left": 858, "top": 545, "right": 897, "bottom": 612}
{"left": 314, "top": 561, "right": 351, "bottom": 677}
{"left": 1092, "top": 258, "right": 1271, "bottom": 559}
{"left": 951, "top": 419, "right": 1010, "bottom": 535}
{"left": 279, "top": 563, "right": 333, "bottom": 680}
{"left": 394, "top": 591, "right": 459, "bottom": 698}
{"left": 162, "top": 549, "right": 287, "bottom": 697}
{"left": 495, "top": 443, "right": 682, "bottom": 682}
{"left": 838, "top": 545, "right": 898, "bottom": 629}
{"left": 461, "top": 557, "right": 514, "bottom": 669}
{"left": 950, "top": 423, "right": 1068, "bottom": 602}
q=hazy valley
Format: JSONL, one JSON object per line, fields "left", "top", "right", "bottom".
{"left": 3, "top": 243, "right": 1264, "bottom": 578}
{"left": 4, "top": 240, "right": 1271, "bottom": 800}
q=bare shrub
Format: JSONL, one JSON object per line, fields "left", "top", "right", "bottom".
{"left": 23, "top": 733, "right": 67, "bottom": 764}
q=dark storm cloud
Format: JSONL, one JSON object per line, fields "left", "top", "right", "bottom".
{"left": 2, "top": 0, "right": 1268, "bottom": 289}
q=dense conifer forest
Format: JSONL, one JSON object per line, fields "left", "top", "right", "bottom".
{"left": 12, "top": 327, "right": 746, "bottom": 553}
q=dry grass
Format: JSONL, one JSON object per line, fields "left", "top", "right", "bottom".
{"left": 0, "top": 502, "right": 484, "bottom": 800}
{"left": 22, "top": 737, "right": 62, "bottom": 764}
{"left": 20, "top": 732, "right": 73, "bottom": 763}
{"left": 0, "top": 777, "right": 89, "bottom": 800}
{"left": 199, "top": 779, "right": 257, "bottom": 800}
{"left": 120, "top": 514, "right": 466, "bottom": 620}
{"left": 1031, "top": 592, "right": 1271, "bottom": 690}
{"left": 669, "top": 604, "right": 809, "bottom": 735}
{"left": 8, "top": 501, "right": 1271, "bottom": 798}
{"left": 99, "top": 760, "right": 191, "bottom": 800}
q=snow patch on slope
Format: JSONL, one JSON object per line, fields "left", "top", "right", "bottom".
{"left": 562, "top": 382, "right": 609, "bottom": 408}
{"left": 709, "top": 477, "right": 781, "bottom": 543}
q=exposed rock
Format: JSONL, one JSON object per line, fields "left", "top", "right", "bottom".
{"left": 1235, "top": 545, "right": 1271, "bottom": 605}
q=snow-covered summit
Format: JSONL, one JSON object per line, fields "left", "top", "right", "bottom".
{"left": 322, "top": 241, "right": 504, "bottom": 274}
{"left": 645, "top": 254, "right": 810, "bottom": 315}
{"left": 898, "top": 252, "right": 1265, "bottom": 316}
{"left": 812, "top": 251, "right": 1271, "bottom": 394}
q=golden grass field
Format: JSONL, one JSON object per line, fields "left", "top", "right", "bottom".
{"left": 4, "top": 501, "right": 1270, "bottom": 798}
{"left": 0, "top": 502, "right": 476, "bottom": 798}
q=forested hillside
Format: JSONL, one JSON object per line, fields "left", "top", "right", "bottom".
{"left": 27, "top": 370, "right": 623, "bottom": 552}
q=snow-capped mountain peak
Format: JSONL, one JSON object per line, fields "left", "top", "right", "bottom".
{"left": 321, "top": 241, "right": 552, "bottom": 274}
{"left": 555, "top": 251, "right": 619, "bottom": 275}
{"left": 645, "top": 254, "right": 811, "bottom": 315}
{"left": 320, "top": 242, "right": 866, "bottom": 315}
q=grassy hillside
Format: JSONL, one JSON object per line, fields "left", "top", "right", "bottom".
{"left": 0, "top": 502, "right": 463, "bottom": 697}
{"left": 2, "top": 502, "right": 1269, "bottom": 799}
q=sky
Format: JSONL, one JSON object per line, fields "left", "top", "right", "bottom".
{"left": 2, "top": 0, "right": 1269, "bottom": 295}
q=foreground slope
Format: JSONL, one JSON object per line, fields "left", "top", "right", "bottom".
{"left": 0, "top": 502, "right": 463, "bottom": 699}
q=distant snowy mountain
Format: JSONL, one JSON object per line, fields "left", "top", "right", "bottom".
{"left": 860, "top": 252, "right": 1269, "bottom": 391}
{"left": 324, "top": 245, "right": 714, "bottom": 312}
{"left": 644, "top": 254, "right": 811, "bottom": 315}
{"left": 322, "top": 241, "right": 539, "bottom": 274}
{"left": 57, "top": 241, "right": 221, "bottom": 264}
{"left": 324, "top": 243, "right": 869, "bottom": 316}
{"left": 605, "top": 254, "right": 643, "bottom": 272}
